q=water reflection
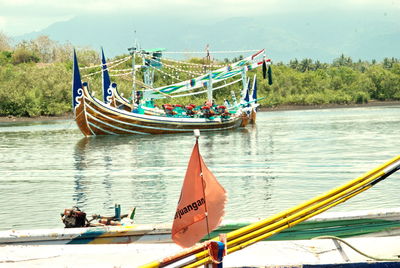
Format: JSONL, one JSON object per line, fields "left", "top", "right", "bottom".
{"left": 2, "top": 106, "right": 400, "bottom": 230}
{"left": 71, "top": 135, "right": 187, "bottom": 220}
{"left": 73, "top": 136, "right": 134, "bottom": 209}
{"left": 70, "top": 128, "right": 277, "bottom": 222}
{"left": 73, "top": 137, "right": 89, "bottom": 207}
{"left": 102, "top": 155, "right": 113, "bottom": 209}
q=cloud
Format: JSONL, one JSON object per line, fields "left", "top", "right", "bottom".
{"left": 0, "top": 15, "right": 72, "bottom": 36}
{"left": 0, "top": 0, "right": 399, "bottom": 36}
{"left": 2, "top": 0, "right": 396, "bottom": 17}
{"left": 0, "top": 16, "right": 6, "bottom": 29}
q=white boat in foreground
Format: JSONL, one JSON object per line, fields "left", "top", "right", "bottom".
{"left": 1, "top": 235, "right": 399, "bottom": 267}
{"left": 1, "top": 208, "right": 400, "bottom": 245}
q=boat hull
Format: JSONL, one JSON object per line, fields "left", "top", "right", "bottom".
{"left": 74, "top": 86, "right": 247, "bottom": 136}
{"left": 1, "top": 236, "right": 399, "bottom": 267}
{"left": 2, "top": 208, "right": 400, "bottom": 246}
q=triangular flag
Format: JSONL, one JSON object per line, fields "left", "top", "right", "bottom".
{"left": 262, "top": 60, "right": 267, "bottom": 79}
{"left": 268, "top": 65, "right": 273, "bottom": 85}
{"left": 171, "top": 140, "right": 226, "bottom": 248}
{"left": 244, "top": 78, "right": 250, "bottom": 104}
{"left": 101, "top": 48, "right": 112, "bottom": 104}
{"left": 72, "top": 49, "right": 83, "bottom": 110}
{"left": 251, "top": 74, "right": 257, "bottom": 103}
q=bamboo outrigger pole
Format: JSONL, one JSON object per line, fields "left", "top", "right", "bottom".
{"left": 141, "top": 155, "right": 400, "bottom": 268}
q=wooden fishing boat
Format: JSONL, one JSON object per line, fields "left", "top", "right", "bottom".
{"left": 73, "top": 84, "right": 248, "bottom": 136}
{"left": 2, "top": 235, "right": 400, "bottom": 267}
{"left": 2, "top": 209, "right": 400, "bottom": 267}
{"left": 2, "top": 235, "right": 399, "bottom": 267}
{"left": 72, "top": 47, "right": 270, "bottom": 136}
{"left": 1, "top": 208, "right": 400, "bottom": 245}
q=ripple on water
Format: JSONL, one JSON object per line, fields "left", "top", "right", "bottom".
{"left": 0, "top": 106, "right": 400, "bottom": 230}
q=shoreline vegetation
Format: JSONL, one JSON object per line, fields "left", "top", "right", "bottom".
{"left": 1, "top": 100, "right": 399, "bottom": 123}
{"left": 1, "top": 34, "right": 400, "bottom": 120}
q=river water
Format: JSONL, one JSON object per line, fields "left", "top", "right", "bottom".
{"left": 0, "top": 106, "right": 399, "bottom": 231}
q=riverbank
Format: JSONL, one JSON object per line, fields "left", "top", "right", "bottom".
{"left": 0, "top": 113, "right": 73, "bottom": 123}
{"left": 1, "top": 100, "right": 399, "bottom": 123}
{"left": 258, "top": 100, "right": 400, "bottom": 112}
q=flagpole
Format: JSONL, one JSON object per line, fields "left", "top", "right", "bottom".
{"left": 193, "top": 129, "right": 211, "bottom": 240}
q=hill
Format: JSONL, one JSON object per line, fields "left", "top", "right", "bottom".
{"left": 14, "top": 11, "right": 400, "bottom": 63}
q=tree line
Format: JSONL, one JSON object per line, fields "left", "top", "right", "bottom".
{"left": 0, "top": 33, "right": 400, "bottom": 117}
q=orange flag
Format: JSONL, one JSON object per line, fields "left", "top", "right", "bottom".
{"left": 171, "top": 139, "right": 227, "bottom": 248}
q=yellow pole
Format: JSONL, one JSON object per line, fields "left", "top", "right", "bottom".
{"left": 226, "top": 169, "right": 384, "bottom": 247}
{"left": 184, "top": 156, "right": 400, "bottom": 267}
{"left": 185, "top": 170, "right": 385, "bottom": 268}
{"left": 225, "top": 155, "right": 400, "bottom": 242}
{"left": 186, "top": 185, "right": 371, "bottom": 268}
{"left": 140, "top": 155, "right": 400, "bottom": 268}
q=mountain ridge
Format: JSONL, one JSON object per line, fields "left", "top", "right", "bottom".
{"left": 14, "top": 11, "right": 400, "bottom": 62}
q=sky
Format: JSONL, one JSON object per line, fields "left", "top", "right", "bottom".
{"left": 1, "top": 0, "right": 399, "bottom": 36}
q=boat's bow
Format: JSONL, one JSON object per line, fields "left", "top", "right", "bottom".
{"left": 72, "top": 51, "right": 92, "bottom": 136}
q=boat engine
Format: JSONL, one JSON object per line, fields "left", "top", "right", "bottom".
{"left": 61, "top": 207, "right": 88, "bottom": 228}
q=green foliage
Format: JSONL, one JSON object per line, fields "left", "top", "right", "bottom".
{"left": 261, "top": 57, "right": 400, "bottom": 106}
{"left": 0, "top": 63, "right": 70, "bottom": 116}
{"left": 12, "top": 47, "right": 40, "bottom": 64}
{"left": 0, "top": 32, "right": 400, "bottom": 117}
{"left": 0, "top": 51, "right": 12, "bottom": 65}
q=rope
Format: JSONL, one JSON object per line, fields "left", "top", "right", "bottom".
{"left": 133, "top": 78, "right": 157, "bottom": 90}
{"left": 74, "top": 107, "right": 85, "bottom": 121}
{"left": 80, "top": 55, "right": 132, "bottom": 76}
{"left": 151, "top": 65, "right": 182, "bottom": 83}
{"left": 208, "top": 243, "right": 223, "bottom": 264}
{"left": 141, "top": 54, "right": 219, "bottom": 73}
{"left": 110, "top": 68, "right": 134, "bottom": 73}
{"left": 79, "top": 64, "right": 99, "bottom": 70}
{"left": 168, "top": 78, "right": 242, "bottom": 98}
{"left": 82, "top": 70, "right": 103, "bottom": 78}
{"left": 162, "top": 49, "right": 260, "bottom": 54}
{"left": 161, "top": 57, "right": 226, "bottom": 68}
{"left": 312, "top": 236, "right": 400, "bottom": 262}
{"left": 109, "top": 71, "right": 133, "bottom": 77}
{"left": 156, "top": 60, "right": 205, "bottom": 76}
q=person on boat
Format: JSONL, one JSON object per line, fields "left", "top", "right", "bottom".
{"left": 216, "top": 105, "right": 226, "bottom": 114}
{"left": 185, "top": 105, "right": 196, "bottom": 117}
{"left": 201, "top": 105, "right": 215, "bottom": 118}
{"left": 135, "top": 91, "right": 143, "bottom": 105}
{"left": 173, "top": 104, "right": 185, "bottom": 115}
{"left": 162, "top": 104, "right": 175, "bottom": 116}
{"left": 162, "top": 104, "right": 171, "bottom": 110}
{"left": 204, "top": 100, "right": 212, "bottom": 107}
{"left": 224, "top": 99, "right": 231, "bottom": 108}
{"left": 217, "top": 105, "right": 230, "bottom": 119}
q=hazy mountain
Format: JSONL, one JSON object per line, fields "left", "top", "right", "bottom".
{"left": 15, "top": 11, "right": 400, "bottom": 62}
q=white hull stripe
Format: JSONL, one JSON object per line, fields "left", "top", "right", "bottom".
{"left": 85, "top": 99, "right": 238, "bottom": 132}
{"left": 86, "top": 112, "right": 150, "bottom": 135}
{"left": 84, "top": 94, "right": 236, "bottom": 125}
